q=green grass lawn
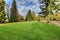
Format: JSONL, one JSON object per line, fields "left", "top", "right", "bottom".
{"left": 0, "top": 21, "right": 60, "bottom": 40}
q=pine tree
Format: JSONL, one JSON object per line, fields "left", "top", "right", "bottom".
{"left": 10, "top": 0, "right": 19, "bottom": 22}
{"left": 0, "top": 0, "right": 5, "bottom": 23}
{"left": 26, "top": 10, "right": 34, "bottom": 21}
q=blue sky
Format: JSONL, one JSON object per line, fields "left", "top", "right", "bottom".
{"left": 4, "top": 0, "right": 41, "bottom": 16}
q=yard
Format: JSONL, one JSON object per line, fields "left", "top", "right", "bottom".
{"left": 0, "top": 21, "right": 60, "bottom": 40}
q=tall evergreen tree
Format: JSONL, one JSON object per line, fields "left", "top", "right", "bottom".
{"left": 26, "top": 10, "right": 34, "bottom": 21}
{"left": 0, "top": 0, "right": 5, "bottom": 23}
{"left": 10, "top": 0, "right": 19, "bottom": 22}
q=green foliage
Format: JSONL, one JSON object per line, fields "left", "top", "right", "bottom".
{"left": 56, "top": 13, "right": 60, "bottom": 21}
{"left": 39, "top": 0, "right": 50, "bottom": 16}
{"left": 0, "top": 0, "right": 6, "bottom": 23}
{"left": 0, "top": 0, "right": 4, "bottom": 12}
{"left": 39, "top": 0, "right": 60, "bottom": 17}
{"left": 35, "top": 13, "right": 41, "bottom": 21}
{"left": 18, "top": 15, "right": 24, "bottom": 22}
{"left": 32, "top": 11, "right": 36, "bottom": 21}
{"left": 26, "top": 10, "right": 34, "bottom": 21}
{"left": 10, "top": 0, "right": 20, "bottom": 22}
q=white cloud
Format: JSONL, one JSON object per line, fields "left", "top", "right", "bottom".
{"left": 4, "top": 0, "right": 41, "bottom": 16}
{"left": 16, "top": 0, "right": 41, "bottom": 16}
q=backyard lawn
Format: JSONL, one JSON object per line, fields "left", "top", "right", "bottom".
{"left": 0, "top": 21, "right": 60, "bottom": 40}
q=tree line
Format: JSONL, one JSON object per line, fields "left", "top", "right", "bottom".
{"left": 0, "top": 0, "right": 60, "bottom": 23}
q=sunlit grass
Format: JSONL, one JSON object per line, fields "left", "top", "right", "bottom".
{"left": 0, "top": 21, "right": 60, "bottom": 40}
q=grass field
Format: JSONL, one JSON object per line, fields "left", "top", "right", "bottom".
{"left": 0, "top": 21, "right": 60, "bottom": 40}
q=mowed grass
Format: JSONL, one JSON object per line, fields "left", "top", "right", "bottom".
{"left": 0, "top": 21, "right": 60, "bottom": 40}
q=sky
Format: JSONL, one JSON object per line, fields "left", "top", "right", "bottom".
{"left": 4, "top": 0, "right": 41, "bottom": 16}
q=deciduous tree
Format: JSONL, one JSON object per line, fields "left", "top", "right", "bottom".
{"left": 0, "top": 0, "right": 6, "bottom": 23}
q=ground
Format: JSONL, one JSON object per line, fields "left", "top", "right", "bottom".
{"left": 41, "top": 21, "right": 60, "bottom": 27}
{"left": 0, "top": 21, "right": 60, "bottom": 40}
{"left": 51, "top": 21, "right": 60, "bottom": 27}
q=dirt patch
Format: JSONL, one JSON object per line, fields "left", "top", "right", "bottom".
{"left": 50, "top": 21, "right": 60, "bottom": 27}
{"left": 41, "top": 21, "right": 60, "bottom": 27}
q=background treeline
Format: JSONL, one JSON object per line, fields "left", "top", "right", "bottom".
{"left": 0, "top": 0, "right": 60, "bottom": 23}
